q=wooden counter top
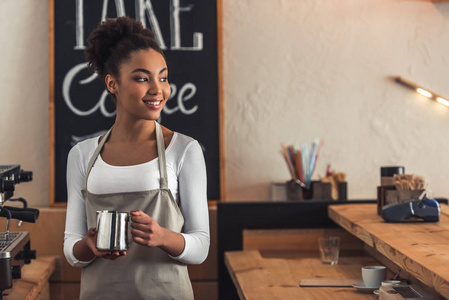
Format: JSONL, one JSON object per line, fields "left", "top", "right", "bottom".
{"left": 225, "top": 250, "right": 382, "bottom": 300}
{"left": 328, "top": 204, "right": 449, "bottom": 299}
{"left": 3, "top": 256, "right": 56, "bottom": 300}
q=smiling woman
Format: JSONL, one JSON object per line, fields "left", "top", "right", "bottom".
{"left": 105, "top": 49, "right": 171, "bottom": 124}
{"left": 63, "top": 16, "right": 210, "bottom": 300}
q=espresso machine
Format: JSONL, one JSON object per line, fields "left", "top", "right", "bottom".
{"left": 0, "top": 165, "right": 39, "bottom": 299}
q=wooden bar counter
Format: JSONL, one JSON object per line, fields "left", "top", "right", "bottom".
{"left": 225, "top": 249, "right": 382, "bottom": 299}
{"left": 328, "top": 203, "right": 449, "bottom": 299}
{"left": 2, "top": 256, "right": 56, "bottom": 300}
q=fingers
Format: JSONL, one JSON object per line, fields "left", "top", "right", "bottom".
{"left": 130, "top": 212, "right": 157, "bottom": 246}
{"left": 130, "top": 210, "right": 141, "bottom": 216}
{"left": 130, "top": 221, "right": 152, "bottom": 232}
{"left": 88, "top": 226, "right": 126, "bottom": 260}
{"left": 130, "top": 210, "right": 145, "bottom": 220}
{"left": 101, "top": 251, "right": 127, "bottom": 260}
{"left": 131, "top": 227, "right": 151, "bottom": 240}
{"left": 132, "top": 236, "right": 151, "bottom": 247}
{"left": 130, "top": 210, "right": 153, "bottom": 224}
{"left": 121, "top": 210, "right": 161, "bottom": 248}
{"left": 87, "top": 227, "right": 97, "bottom": 237}
{"left": 85, "top": 228, "right": 98, "bottom": 254}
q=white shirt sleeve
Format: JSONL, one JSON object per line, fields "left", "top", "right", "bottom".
{"left": 63, "top": 142, "right": 95, "bottom": 267}
{"left": 170, "top": 140, "right": 210, "bottom": 264}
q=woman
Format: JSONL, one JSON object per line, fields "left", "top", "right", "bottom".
{"left": 63, "top": 16, "right": 209, "bottom": 300}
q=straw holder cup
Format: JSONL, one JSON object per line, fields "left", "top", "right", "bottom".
{"left": 286, "top": 180, "right": 347, "bottom": 201}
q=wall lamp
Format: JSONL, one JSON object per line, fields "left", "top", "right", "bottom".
{"left": 395, "top": 76, "right": 449, "bottom": 108}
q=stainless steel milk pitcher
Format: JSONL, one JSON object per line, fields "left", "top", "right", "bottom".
{"left": 96, "top": 210, "right": 130, "bottom": 251}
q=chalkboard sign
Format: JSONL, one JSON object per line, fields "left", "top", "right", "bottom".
{"left": 49, "top": 0, "right": 223, "bottom": 205}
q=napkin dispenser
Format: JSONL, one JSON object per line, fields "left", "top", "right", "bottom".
{"left": 379, "top": 284, "right": 437, "bottom": 300}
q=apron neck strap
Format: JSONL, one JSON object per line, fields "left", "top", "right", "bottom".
{"left": 82, "top": 121, "right": 169, "bottom": 191}
{"left": 83, "top": 128, "right": 112, "bottom": 191}
{"left": 155, "top": 121, "right": 169, "bottom": 189}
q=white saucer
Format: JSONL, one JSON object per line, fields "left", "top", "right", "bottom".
{"left": 373, "top": 289, "right": 379, "bottom": 295}
{"left": 352, "top": 282, "right": 378, "bottom": 293}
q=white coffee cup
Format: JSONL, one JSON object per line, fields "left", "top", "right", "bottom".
{"left": 361, "top": 266, "right": 387, "bottom": 288}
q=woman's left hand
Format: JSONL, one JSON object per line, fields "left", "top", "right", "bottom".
{"left": 130, "top": 210, "right": 166, "bottom": 248}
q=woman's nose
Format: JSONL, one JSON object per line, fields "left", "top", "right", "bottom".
{"left": 148, "top": 79, "right": 161, "bottom": 95}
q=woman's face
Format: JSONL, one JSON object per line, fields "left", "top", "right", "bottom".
{"left": 107, "top": 48, "right": 170, "bottom": 121}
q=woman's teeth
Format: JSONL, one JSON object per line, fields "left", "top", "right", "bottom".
{"left": 144, "top": 100, "right": 161, "bottom": 105}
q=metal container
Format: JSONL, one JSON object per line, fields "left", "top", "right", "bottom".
{"left": 96, "top": 210, "right": 130, "bottom": 251}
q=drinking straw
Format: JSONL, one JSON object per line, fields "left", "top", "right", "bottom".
{"left": 295, "top": 150, "right": 304, "bottom": 183}
{"left": 301, "top": 144, "right": 308, "bottom": 186}
{"left": 305, "top": 141, "right": 317, "bottom": 187}
{"left": 280, "top": 144, "right": 296, "bottom": 180}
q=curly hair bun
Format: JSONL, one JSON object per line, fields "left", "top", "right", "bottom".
{"left": 85, "top": 16, "right": 162, "bottom": 79}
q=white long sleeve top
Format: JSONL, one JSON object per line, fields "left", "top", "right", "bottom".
{"left": 63, "top": 131, "right": 210, "bottom": 267}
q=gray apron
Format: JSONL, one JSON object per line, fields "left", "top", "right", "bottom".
{"left": 79, "top": 121, "right": 194, "bottom": 300}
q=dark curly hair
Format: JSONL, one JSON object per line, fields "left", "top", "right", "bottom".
{"left": 85, "top": 16, "right": 163, "bottom": 81}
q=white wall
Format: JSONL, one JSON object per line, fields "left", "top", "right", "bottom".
{"left": 1, "top": 0, "right": 449, "bottom": 206}
{"left": 0, "top": 1, "right": 49, "bottom": 207}
{"left": 223, "top": 0, "right": 449, "bottom": 201}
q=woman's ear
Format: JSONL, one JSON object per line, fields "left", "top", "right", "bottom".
{"left": 105, "top": 74, "right": 118, "bottom": 94}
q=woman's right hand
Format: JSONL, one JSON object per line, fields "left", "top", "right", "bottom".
{"left": 86, "top": 228, "right": 127, "bottom": 260}
{"left": 74, "top": 228, "right": 126, "bottom": 261}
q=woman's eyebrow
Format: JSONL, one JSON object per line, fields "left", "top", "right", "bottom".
{"left": 131, "top": 68, "right": 168, "bottom": 75}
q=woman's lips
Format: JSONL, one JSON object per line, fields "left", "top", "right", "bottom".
{"left": 143, "top": 100, "right": 162, "bottom": 109}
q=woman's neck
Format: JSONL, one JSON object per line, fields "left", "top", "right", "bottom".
{"left": 110, "top": 117, "right": 157, "bottom": 143}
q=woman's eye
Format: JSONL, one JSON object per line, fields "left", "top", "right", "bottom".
{"left": 135, "top": 77, "right": 147, "bottom": 82}
{"left": 160, "top": 77, "right": 168, "bottom": 82}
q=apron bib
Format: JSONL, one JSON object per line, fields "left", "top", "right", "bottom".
{"left": 79, "top": 121, "right": 193, "bottom": 300}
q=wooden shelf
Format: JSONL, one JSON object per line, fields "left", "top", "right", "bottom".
{"left": 328, "top": 204, "right": 449, "bottom": 299}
